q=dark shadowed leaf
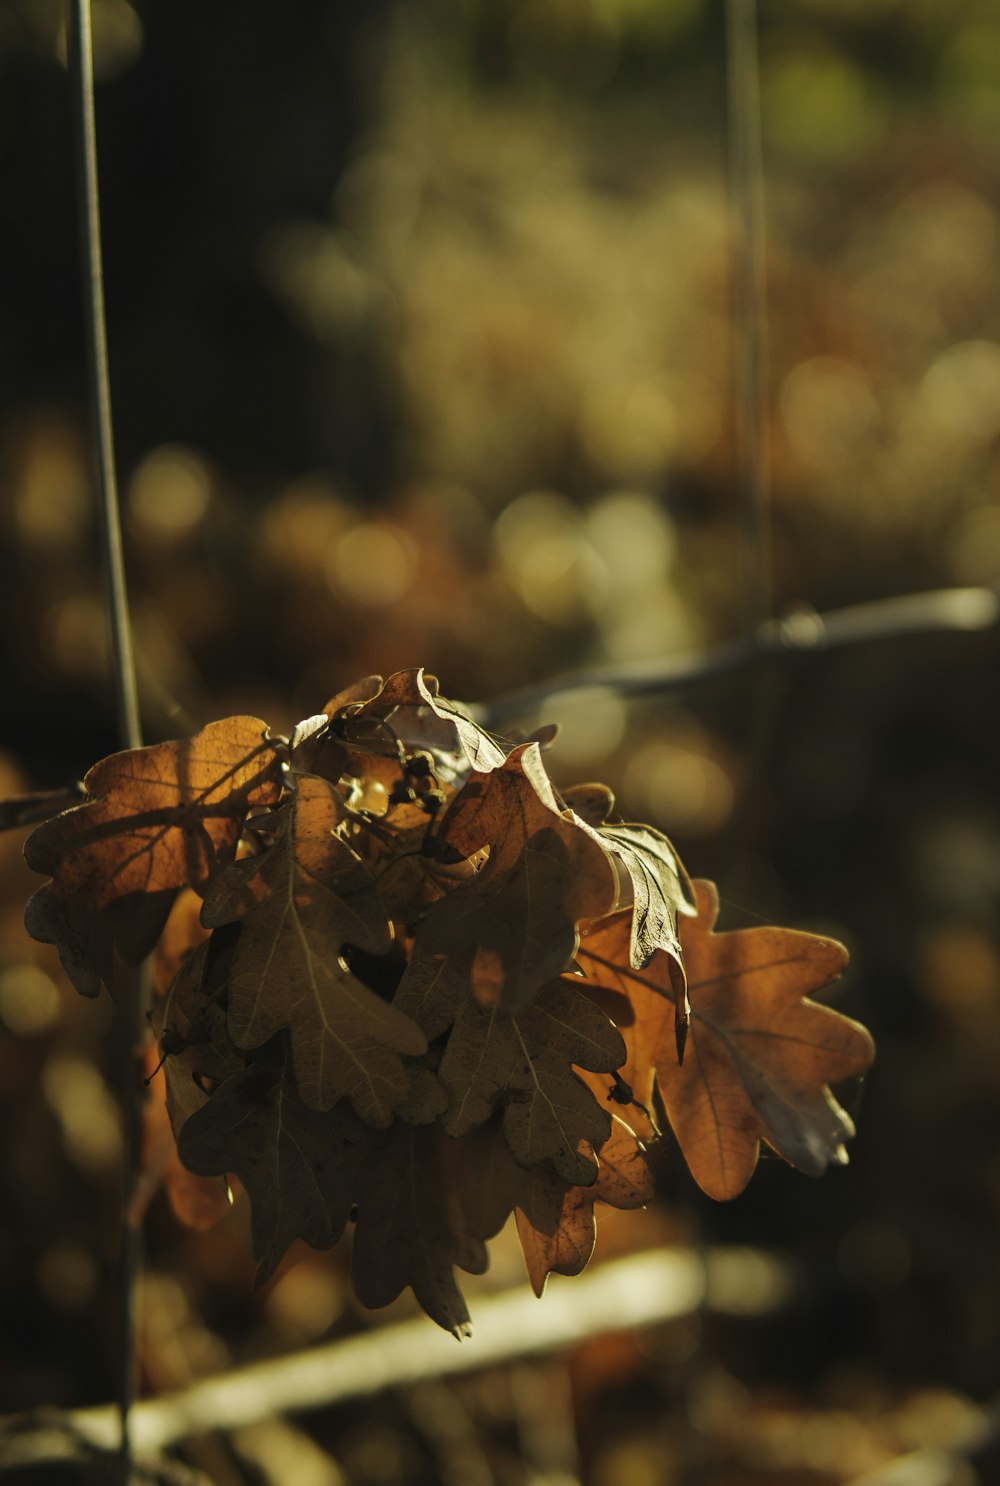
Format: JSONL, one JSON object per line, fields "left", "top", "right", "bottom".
{"left": 201, "top": 774, "right": 426, "bottom": 1123}
{"left": 352, "top": 1121, "right": 488, "bottom": 1336}
{"left": 439, "top": 979, "right": 625, "bottom": 1184}
{"left": 402, "top": 745, "right": 616, "bottom": 1014}
{"left": 179, "top": 1056, "right": 376, "bottom": 1285}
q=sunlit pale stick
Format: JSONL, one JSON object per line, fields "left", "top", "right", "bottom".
{"left": 53, "top": 1246, "right": 792, "bottom": 1456}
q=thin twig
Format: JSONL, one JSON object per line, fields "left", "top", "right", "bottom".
{"left": 478, "top": 586, "right": 999, "bottom": 730}
{"left": 8, "top": 1246, "right": 792, "bottom": 1458}
{"left": 0, "top": 784, "right": 86, "bottom": 832}
{"left": 726, "top": 0, "right": 770, "bottom": 634}
{"left": 67, "top": 4, "right": 146, "bottom": 1481}
{"left": 68, "top": 0, "right": 142, "bottom": 756}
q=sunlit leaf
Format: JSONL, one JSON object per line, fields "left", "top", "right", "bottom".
{"left": 24, "top": 717, "right": 282, "bottom": 995}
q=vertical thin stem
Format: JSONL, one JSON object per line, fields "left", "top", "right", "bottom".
{"left": 726, "top": 0, "right": 771, "bottom": 634}
{"left": 67, "top": 5, "right": 145, "bottom": 1482}
{"left": 68, "top": 0, "right": 142, "bottom": 751}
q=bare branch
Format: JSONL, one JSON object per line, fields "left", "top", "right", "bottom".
{"left": 479, "top": 587, "right": 1000, "bottom": 730}
{"left": 0, "top": 785, "right": 86, "bottom": 833}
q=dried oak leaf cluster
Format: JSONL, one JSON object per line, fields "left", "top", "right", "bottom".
{"left": 23, "top": 670, "right": 875, "bottom": 1335}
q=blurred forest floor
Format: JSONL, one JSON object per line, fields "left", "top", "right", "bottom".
{"left": 3, "top": 1, "right": 1000, "bottom": 1482}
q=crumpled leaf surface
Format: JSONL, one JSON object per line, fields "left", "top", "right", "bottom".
{"left": 201, "top": 774, "right": 426, "bottom": 1122}
{"left": 600, "top": 821, "right": 696, "bottom": 969}
{"left": 580, "top": 880, "right": 875, "bottom": 1199}
{"left": 23, "top": 717, "right": 282, "bottom": 995}
{"left": 350, "top": 668, "right": 507, "bottom": 777}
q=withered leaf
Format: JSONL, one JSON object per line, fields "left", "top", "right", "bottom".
{"left": 152, "top": 937, "right": 244, "bottom": 1141}
{"left": 458, "top": 1102, "right": 654, "bottom": 1296}
{"left": 24, "top": 717, "right": 282, "bottom": 996}
{"left": 580, "top": 881, "right": 875, "bottom": 1199}
{"left": 144, "top": 927, "right": 239, "bottom": 1234}
{"left": 438, "top": 979, "right": 625, "bottom": 1185}
{"left": 600, "top": 821, "right": 696, "bottom": 969}
{"left": 352, "top": 1122, "right": 488, "bottom": 1337}
{"left": 404, "top": 744, "right": 617, "bottom": 1014}
{"left": 141, "top": 1049, "right": 233, "bottom": 1233}
{"left": 201, "top": 773, "right": 426, "bottom": 1124}
{"left": 152, "top": 886, "right": 210, "bottom": 998}
{"left": 408, "top": 828, "right": 592, "bottom": 1017}
{"left": 178, "top": 1057, "right": 374, "bottom": 1285}
{"left": 515, "top": 1112, "right": 655, "bottom": 1296}
{"left": 342, "top": 668, "right": 506, "bottom": 780}
{"left": 560, "top": 781, "right": 616, "bottom": 829}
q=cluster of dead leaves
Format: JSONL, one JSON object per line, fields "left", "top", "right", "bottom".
{"left": 23, "top": 670, "right": 874, "bottom": 1334}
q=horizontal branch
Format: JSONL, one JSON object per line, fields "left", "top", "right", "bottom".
{"left": 5, "top": 1246, "right": 791, "bottom": 1460}
{"left": 480, "top": 586, "right": 999, "bottom": 730}
{"left": 0, "top": 783, "right": 85, "bottom": 833}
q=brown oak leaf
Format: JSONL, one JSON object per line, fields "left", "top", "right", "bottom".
{"left": 347, "top": 668, "right": 507, "bottom": 778}
{"left": 352, "top": 1121, "right": 488, "bottom": 1337}
{"left": 457, "top": 1100, "right": 654, "bottom": 1296}
{"left": 143, "top": 925, "right": 239, "bottom": 1233}
{"left": 579, "top": 881, "right": 875, "bottom": 1199}
{"left": 200, "top": 773, "right": 426, "bottom": 1123}
{"left": 152, "top": 936, "right": 244, "bottom": 1140}
{"left": 437, "top": 979, "right": 626, "bottom": 1184}
{"left": 23, "top": 717, "right": 282, "bottom": 995}
{"left": 401, "top": 744, "right": 617, "bottom": 1014}
{"left": 178, "top": 1055, "right": 376, "bottom": 1285}
{"left": 600, "top": 821, "right": 696, "bottom": 969}
{"left": 514, "top": 1110, "right": 655, "bottom": 1295}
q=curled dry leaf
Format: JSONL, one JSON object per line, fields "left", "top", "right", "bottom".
{"left": 18, "top": 673, "right": 876, "bottom": 1333}
{"left": 513, "top": 1108, "right": 656, "bottom": 1297}
{"left": 23, "top": 717, "right": 282, "bottom": 995}
{"left": 579, "top": 881, "right": 874, "bottom": 1199}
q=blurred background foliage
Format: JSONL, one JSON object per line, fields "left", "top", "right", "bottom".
{"left": 2, "top": 0, "right": 1000, "bottom": 1482}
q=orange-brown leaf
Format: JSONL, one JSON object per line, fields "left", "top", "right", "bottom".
{"left": 579, "top": 881, "right": 874, "bottom": 1199}
{"left": 23, "top": 717, "right": 282, "bottom": 995}
{"left": 458, "top": 1106, "right": 654, "bottom": 1296}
